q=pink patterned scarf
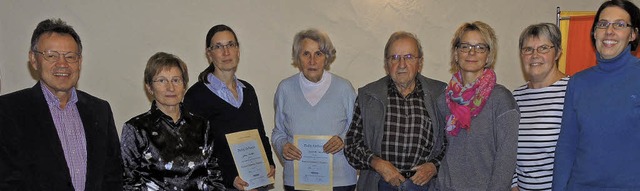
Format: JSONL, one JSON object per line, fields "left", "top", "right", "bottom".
{"left": 445, "top": 69, "right": 496, "bottom": 136}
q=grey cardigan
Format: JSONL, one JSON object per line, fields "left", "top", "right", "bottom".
{"left": 350, "top": 74, "right": 447, "bottom": 191}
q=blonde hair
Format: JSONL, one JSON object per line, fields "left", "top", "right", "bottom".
{"left": 449, "top": 21, "right": 498, "bottom": 73}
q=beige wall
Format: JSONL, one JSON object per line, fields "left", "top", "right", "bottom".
{"left": 0, "top": 0, "right": 632, "bottom": 189}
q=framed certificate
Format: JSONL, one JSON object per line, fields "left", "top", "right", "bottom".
{"left": 225, "top": 129, "right": 274, "bottom": 190}
{"left": 293, "top": 135, "right": 333, "bottom": 190}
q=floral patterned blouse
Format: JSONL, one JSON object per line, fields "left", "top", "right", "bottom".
{"left": 120, "top": 102, "right": 225, "bottom": 191}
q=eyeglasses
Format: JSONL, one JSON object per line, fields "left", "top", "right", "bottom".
{"left": 595, "top": 20, "right": 633, "bottom": 30}
{"left": 208, "top": 42, "right": 238, "bottom": 52}
{"left": 387, "top": 54, "right": 420, "bottom": 64}
{"left": 152, "top": 77, "right": 184, "bottom": 86}
{"left": 521, "top": 45, "right": 555, "bottom": 55}
{"left": 457, "top": 43, "right": 489, "bottom": 53}
{"left": 33, "top": 50, "right": 81, "bottom": 63}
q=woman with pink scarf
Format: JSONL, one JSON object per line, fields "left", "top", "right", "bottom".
{"left": 433, "top": 21, "right": 520, "bottom": 191}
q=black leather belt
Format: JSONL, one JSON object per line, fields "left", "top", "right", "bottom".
{"left": 400, "top": 170, "right": 416, "bottom": 179}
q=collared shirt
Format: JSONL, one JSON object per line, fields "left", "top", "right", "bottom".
{"left": 205, "top": 73, "right": 244, "bottom": 108}
{"left": 381, "top": 78, "right": 434, "bottom": 171}
{"left": 346, "top": 78, "right": 436, "bottom": 171}
{"left": 41, "top": 82, "right": 87, "bottom": 191}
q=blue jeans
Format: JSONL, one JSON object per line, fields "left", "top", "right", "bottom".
{"left": 378, "top": 179, "right": 429, "bottom": 191}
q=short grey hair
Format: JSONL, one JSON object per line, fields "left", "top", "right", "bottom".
{"left": 384, "top": 31, "right": 423, "bottom": 61}
{"left": 291, "top": 28, "right": 336, "bottom": 70}
{"left": 519, "top": 23, "right": 562, "bottom": 54}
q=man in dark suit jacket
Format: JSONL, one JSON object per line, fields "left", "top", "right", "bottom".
{"left": 0, "top": 18, "right": 123, "bottom": 191}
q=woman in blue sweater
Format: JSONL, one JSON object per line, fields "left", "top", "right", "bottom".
{"left": 552, "top": 0, "right": 640, "bottom": 190}
{"left": 271, "top": 28, "right": 357, "bottom": 191}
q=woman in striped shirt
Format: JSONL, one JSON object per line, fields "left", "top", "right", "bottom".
{"left": 511, "top": 23, "right": 568, "bottom": 191}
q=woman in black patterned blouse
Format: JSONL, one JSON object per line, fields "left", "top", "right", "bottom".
{"left": 120, "top": 52, "right": 225, "bottom": 191}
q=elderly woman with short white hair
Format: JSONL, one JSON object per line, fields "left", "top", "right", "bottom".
{"left": 271, "top": 28, "right": 357, "bottom": 191}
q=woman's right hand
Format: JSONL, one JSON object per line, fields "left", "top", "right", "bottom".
{"left": 233, "top": 176, "right": 258, "bottom": 191}
{"left": 283, "top": 142, "right": 302, "bottom": 160}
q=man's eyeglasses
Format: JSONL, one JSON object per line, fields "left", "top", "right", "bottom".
{"left": 208, "top": 42, "right": 239, "bottom": 52}
{"left": 595, "top": 20, "right": 633, "bottom": 30}
{"left": 521, "top": 45, "right": 555, "bottom": 55}
{"left": 387, "top": 54, "right": 420, "bottom": 64}
{"left": 457, "top": 43, "right": 489, "bottom": 54}
{"left": 33, "top": 50, "right": 81, "bottom": 63}
{"left": 152, "top": 77, "right": 184, "bottom": 86}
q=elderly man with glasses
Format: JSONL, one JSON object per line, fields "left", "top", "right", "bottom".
{"left": 344, "top": 31, "right": 447, "bottom": 191}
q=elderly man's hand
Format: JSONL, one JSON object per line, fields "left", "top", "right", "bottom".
{"left": 323, "top": 135, "right": 344, "bottom": 154}
{"left": 371, "top": 156, "right": 405, "bottom": 186}
{"left": 410, "top": 162, "right": 437, "bottom": 186}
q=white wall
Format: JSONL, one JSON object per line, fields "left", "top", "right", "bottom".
{"left": 0, "top": 0, "right": 631, "bottom": 189}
